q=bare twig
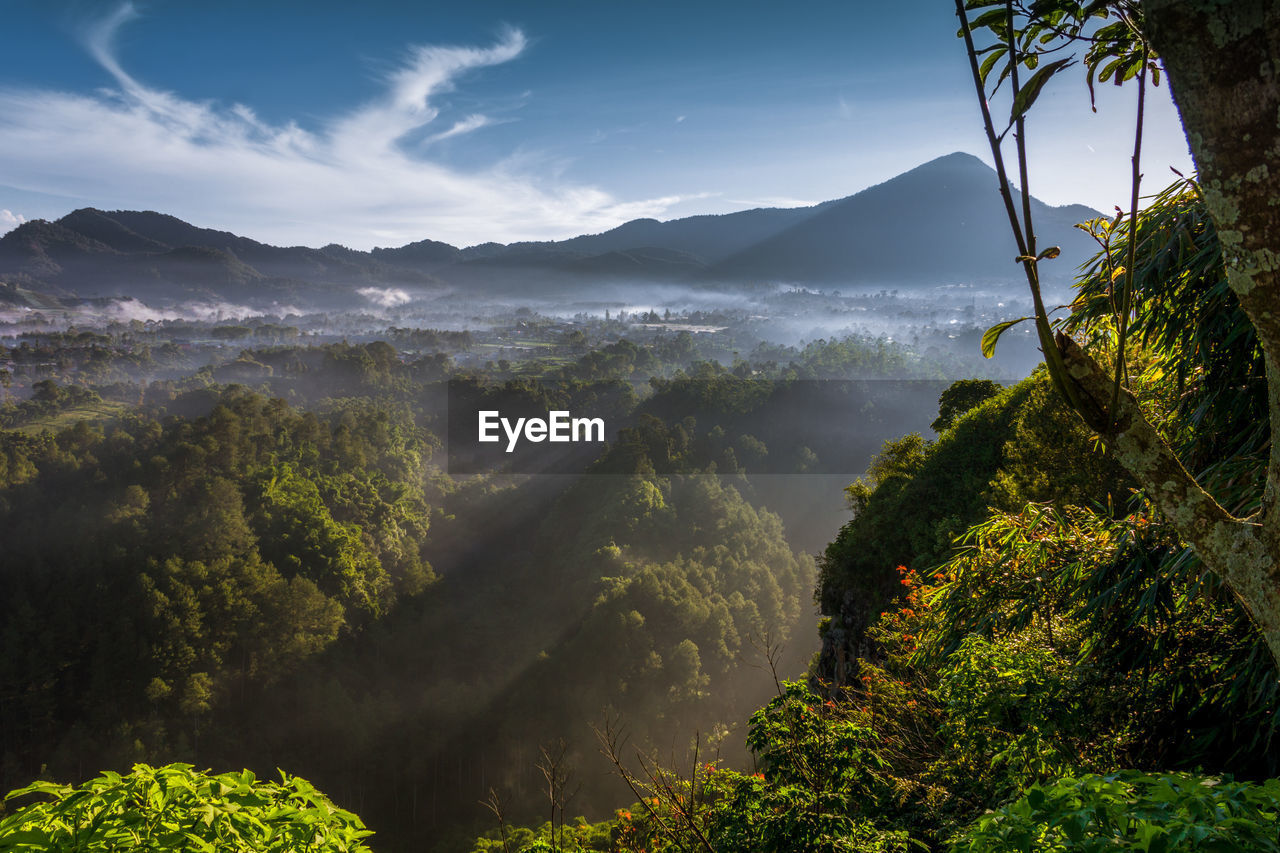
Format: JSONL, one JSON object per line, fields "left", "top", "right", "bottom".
{"left": 746, "top": 629, "right": 785, "bottom": 697}
{"left": 535, "top": 740, "right": 581, "bottom": 852}
{"left": 480, "top": 787, "right": 513, "bottom": 853}
{"left": 594, "top": 718, "right": 692, "bottom": 853}
{"left": 593, "top": 718, "right": 721, "bottom": 853}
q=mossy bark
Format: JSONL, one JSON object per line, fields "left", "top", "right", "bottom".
{"left": 1057, "top": 333, "right": 1280, "bottom": 662}
{"left": 1057, "top": 0, "right": 1280, "bottom": 664}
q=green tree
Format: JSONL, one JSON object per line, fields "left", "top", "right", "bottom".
{"left": 931, "top": 380, "right": 1002, "bottom": 432}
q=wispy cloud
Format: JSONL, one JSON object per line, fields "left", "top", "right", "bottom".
{"left": 0, "top": 4, "right": 684, "bottom": 249}
{"left": 728, "top": 196, "right": 819, "bottom": 210}
{"left": 423, "top": 114, "right": 499, "bottom": 145}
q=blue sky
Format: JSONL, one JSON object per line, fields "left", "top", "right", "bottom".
{"left": 0, "top": 0, "right": 1193, "bottom": 249}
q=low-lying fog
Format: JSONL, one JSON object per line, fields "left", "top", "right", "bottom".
{"left": 1, "top": 278, "right": 1059, "bottom": 382}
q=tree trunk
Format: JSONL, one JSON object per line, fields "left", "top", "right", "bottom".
{"left": 1064, "top": 1, "right": 1280, "bottom": 664}
{"left": 1141, "top": 4, "right": 1280, "bottom": 518}
{"left": 1055, "top": 332, "right": 1280, "bottom": 662}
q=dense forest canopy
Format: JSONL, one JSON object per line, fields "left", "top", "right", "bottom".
{"left": 4, "top": 329, "right": 945, "bottom": 849}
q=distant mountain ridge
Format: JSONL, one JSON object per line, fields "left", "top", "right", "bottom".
{"left": 0, "top": 152, "right": 1102, "bottom": 307}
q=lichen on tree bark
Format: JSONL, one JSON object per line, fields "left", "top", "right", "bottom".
{"left": 1029, "top": 0, "right": 1280, "bottom": 666}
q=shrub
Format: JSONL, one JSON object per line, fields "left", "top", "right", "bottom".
{"left": 0, "top": 763, "right": 372, "bottom": 852}
{"left": 950, "top": 771, "right": 1280, "bottom": 852}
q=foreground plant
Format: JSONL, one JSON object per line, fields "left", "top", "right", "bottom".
{"left": 950, "top": 771, "right": 1280, "bottom": 852}
{"left": 0, "top": 763, "right": 373, "bottom": 852}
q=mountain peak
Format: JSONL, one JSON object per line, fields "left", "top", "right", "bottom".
{"left": 926, "top": 151, "right": 987, "bottom": 167}
{"left": 896, "top": 151, "right": 990, "bottom": 174}
{"left": 891, "top": 151, "right": 993, "bottom": 180}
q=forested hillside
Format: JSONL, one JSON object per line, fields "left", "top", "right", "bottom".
{"left": 2, "top": 328, "right": 963, "bottom": 849}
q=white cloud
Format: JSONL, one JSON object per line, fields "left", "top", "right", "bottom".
{"left": 728, "top": 196, "right": 818, "bottom": 210}
{"left": 423, "top": 114, "right": 497, "bottom": 145}
{"left": 0, "top": 209, "right": 25, "bottom": 235}
{"left": 0, "top": 4, "right": 684, "bottom": 249}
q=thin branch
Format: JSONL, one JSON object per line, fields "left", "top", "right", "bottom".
{"left": 1112, "top": 42, "right": 1149, "bottom": 427}
{"left": 632, "top": 747, "right": 716, "bottom": 853}
{"left": 682, "top": 734, "right": 716, "bottom": 853}
{"left": 955, "top": 0, "right": 1084, "bottom": 414}
{"left": 1008, "top": 0, "right": 1037, "bottom": 263}
{"left": 746, "top": 630, "right": 785, "bottom": 697}
{"left": 593, "top": 719, "right": 692, "bottom": 853}
{"left": 480, "top": 787, "right": 513, "bottom": 853}
{"left": 955, "top": 0, "right": 1029, "bottom": 259}
{"left": 535, "top": 740, "right": 580, "bottom": 853}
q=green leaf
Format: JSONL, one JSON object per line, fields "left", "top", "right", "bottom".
{"left": 958, "top": 7, "right": 1009, "bottom": 40}
{"left": 981, "top": 317, "right": 1032, "bottom": 358}
{"left": 971, "top": 8, "right": 1008, "bottom": 29}
{"left": 979, "top": 46, "right": 1010, "bottom": 85}
{"left": 1009, "top": 57, "right": 1075, "bottom": 126}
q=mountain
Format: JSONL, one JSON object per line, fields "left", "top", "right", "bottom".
{"left": 369, "top": 238, "right": 461, "bottom": 271}
{"left": 0, "top": 153, "right": 1102, "bottom": 307}
{"left": 535, "top": 203, "right": 831, "bottom": 261}
{"left": 704, "top": 153, "right": 1098, "bottom": 285}
{"left": 425, "top": 153, "right": 1097, "bottom": 291}
{"left": 0, "top": 209, "right": 440, "bottom": 306}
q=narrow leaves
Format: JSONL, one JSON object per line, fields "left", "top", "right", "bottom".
{"left": 982, "top": 317, "right": 1033, "bottom": 358}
